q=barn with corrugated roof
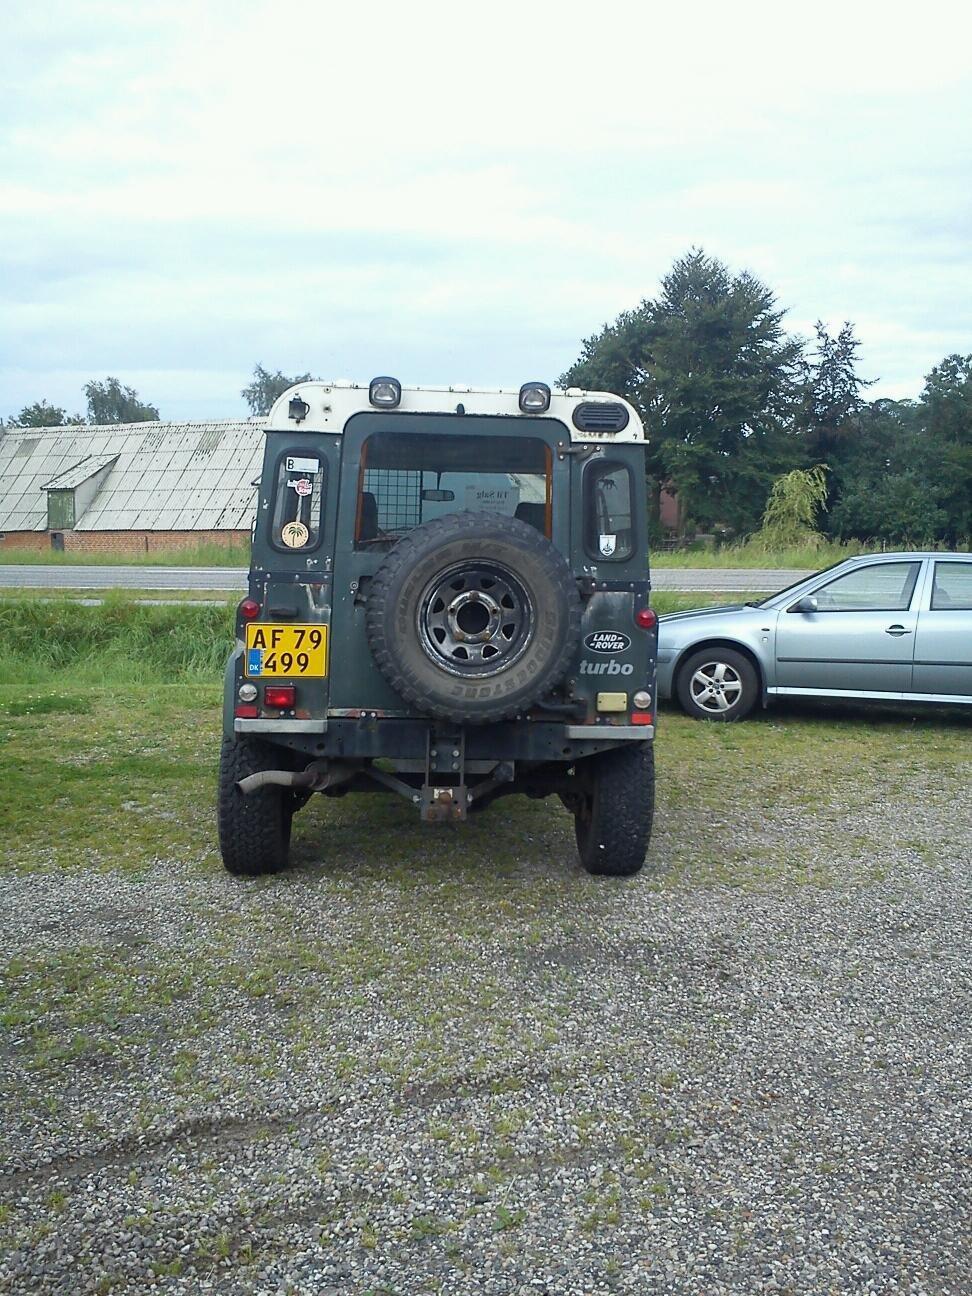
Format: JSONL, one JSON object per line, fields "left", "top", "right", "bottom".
{"left": 0, "top": 419, "right": 266, "bottom": 553}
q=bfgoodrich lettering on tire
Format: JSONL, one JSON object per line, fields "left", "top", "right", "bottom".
{"left": 573, "top": 741, "right": 655, "bottom": 877}
{"left": 366, "top": 511, "right": 582, "bottom": 724}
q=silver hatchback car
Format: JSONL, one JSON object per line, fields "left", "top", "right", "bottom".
{"left": 657, "top": 552, "right": 972, "bottom": 720}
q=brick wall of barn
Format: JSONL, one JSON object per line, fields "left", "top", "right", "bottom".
{"left": 0, "top": 530, "right": 250, "bottom": 554}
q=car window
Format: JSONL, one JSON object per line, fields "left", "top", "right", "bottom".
{"left": 810, "top": 561, "right": 921, "bottom": 612}
{"left": 931, "top": 561, "right": 972, "bottom": 610}
{"left": 585, "top": 461, "right": 634, "bottom": 561}
{"left": 270, "top": 450, "right": 325, "bottom": 551}
{"left": 356, "top": 432, "right": 550, "bottom": 549}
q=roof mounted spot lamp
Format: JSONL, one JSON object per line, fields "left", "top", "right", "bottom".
{"left": 288, "top": 394, "right": 310, "bottom": 423}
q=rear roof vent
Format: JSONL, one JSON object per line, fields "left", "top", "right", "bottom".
{"left": 571, "top": 401, "right": 630, "bottom": 434}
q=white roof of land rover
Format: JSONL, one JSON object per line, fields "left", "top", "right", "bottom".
{"left": 265, "top": 382, "right": 645, "bottom": 443}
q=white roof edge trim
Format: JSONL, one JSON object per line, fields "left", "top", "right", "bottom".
{"left": 265, "top": 382, "right": 646, "bottom": 443}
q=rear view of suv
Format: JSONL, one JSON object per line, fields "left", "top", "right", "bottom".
{"left": 218, "top": 378, "right": 657, "bottom": 877}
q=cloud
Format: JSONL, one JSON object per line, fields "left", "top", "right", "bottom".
{"left": 1, "top": 0, "right": 971, "bottom": 420}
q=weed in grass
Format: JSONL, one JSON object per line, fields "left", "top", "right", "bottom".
{"left": 150, "top": 1259, "right": 184, "bottom": 1278}
{"left": 493, "top": 1204, "right": 526, "bottom": 1231}
{"left": 410, "top": 1214, "right": 449, "bottom": 1240}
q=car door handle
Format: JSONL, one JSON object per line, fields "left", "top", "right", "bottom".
{"left": 885, "top": 624, "right": 911, "bottom": 636}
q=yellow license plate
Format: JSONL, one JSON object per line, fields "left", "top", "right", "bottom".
{"left": 245, "top": 624, "right": 328, "bottom": 677}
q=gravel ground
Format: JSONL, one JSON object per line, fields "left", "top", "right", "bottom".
{"left": 1, "top": 725, "right": 970, "bottom": 1294}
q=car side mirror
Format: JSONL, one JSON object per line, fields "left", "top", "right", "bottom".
{"left": 791, "top": 595, "right": 818, "bottom": 614}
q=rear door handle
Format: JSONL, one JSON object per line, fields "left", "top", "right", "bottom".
{"left": 885, "top": 624, "right": 911, "bottom": 636}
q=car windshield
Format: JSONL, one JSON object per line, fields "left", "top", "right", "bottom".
{"left": 748, "top": 558, "right": 851, "bottom": 607}
{"left": 356, "top": 431, "right": 551, "bottom": 549}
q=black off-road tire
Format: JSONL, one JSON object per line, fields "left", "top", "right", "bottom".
{"left": 676, "top": 646, "right": 759, "bottom": 722}
{"left": 217, "top": 737, "right": 292, "bottom": 877}
{"left": 366, "top": 511, "right": 582, "bottom": 724}
{"left": 573, "top": 742, "right": 655, "bottom": 877}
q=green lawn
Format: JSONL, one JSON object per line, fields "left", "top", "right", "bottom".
{"left": 0, "top": 595, "right": 968, "bottom": 882}
{"left": 1, "top": 681, "right": 967, "bottom": 886}
{"left": 0, "top": 540, "right": 250, "bottom": 567}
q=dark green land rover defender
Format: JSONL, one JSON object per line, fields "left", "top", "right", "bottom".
{"left": 218, "top": 378, "right": 657, "bottom": 877}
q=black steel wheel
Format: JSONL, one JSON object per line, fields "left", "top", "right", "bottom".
{"left": 217, "top": 737, "right": 292, "bottom": 877}
{"left": 419, "top": 561, "right": 533, "bottom": 675}
{"left": 366, "top": 511, "right": 581, "bottom": 724}
{"left": 573, "top": 742, "right": 655, "bottom": 877}
{"left": 676, "top": 646, "right": 758, "bottom": 722}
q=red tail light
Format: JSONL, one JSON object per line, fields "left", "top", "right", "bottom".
{"left": 238, "top": 598, "right": 261, "bottom": 621}
{"left": 631, "top": 711, "right": 654, "bottom": 725}
{"left": 264, "top": 684, "right": 296, "bottom": 709}
{"left": 635, "top": 607, "right": 657, "bottom": 630}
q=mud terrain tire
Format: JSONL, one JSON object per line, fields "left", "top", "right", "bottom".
{"left": 217, "top": 737, "right": 292, "bottom": 876}
{"left": 573, "top": 741, "right": 655, "bottom": 877}
{"left": 366, "top": 511, "right": 581, "bottom": 724}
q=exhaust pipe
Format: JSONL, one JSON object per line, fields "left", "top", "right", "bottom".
{"left": 236, "top": 761, "right": 357, "bottom": 797}
{"left": 236, "top": 769, "right": 319, "bottom": 794}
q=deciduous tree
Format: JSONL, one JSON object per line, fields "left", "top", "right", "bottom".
{"left": 242, "top": 365, "right": 315, "bottom": 417}
{"left": 84, "top": 377, "right": 159, "bottom": 424}
{"left": 6, "top": 400, "right": 83, "bottom": 428}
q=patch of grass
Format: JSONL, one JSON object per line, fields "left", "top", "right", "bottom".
{"left": 1, "top": 692, "right": 92, "bottom": 717}
{"left": 651, "top": 538, "right": 875, "bottom": 569}
{"left": 0, "top": 597, "right": 233, "bottom": 685}
{"left": 1, "top": 587, "right": 237, "bottom": 603}
{"left": 0, "top": 540, "right": 250, "bottom": 567}
{"left": 0, "top": 684, "right": 223, "bottom": 871}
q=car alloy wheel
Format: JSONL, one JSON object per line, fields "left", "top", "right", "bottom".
{"left": 688, "top": 660, "right": 744, "bottom": 714}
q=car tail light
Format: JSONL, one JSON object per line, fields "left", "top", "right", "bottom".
{"left": 234, "top": 704, "right": 259, "bottom": 718}
{"left": 264, "top": 684, "right": 296, "bottom": 708}
{"left": 238, "top": 598, "right": 261, "bottom": 621}
{"left": 631, "top": 711, "right": 653, "bottom": 725}
{"left": 635, "top": 607, "right": 657, "bottom": 630}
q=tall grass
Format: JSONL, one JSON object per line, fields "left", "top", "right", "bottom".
{"left": 651, "top": 538, "right": 875, "bottom": 569}
{"left": 0, "top": 594, "right": 739, "bottom": 688}
{"left": 0, "top": 540, "right": 251, "bottom": 567}
{"left": 0, "top": 599, "right": 234, "bottom": 685}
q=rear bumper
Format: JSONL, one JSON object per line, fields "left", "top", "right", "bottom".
{"left": 235, "top": 719, "right": 326, "bottom": 733}
{"left": 564, "top": 724, "right": 654, "bottom": 740}
{"left": 232, "top": 715, "right": 652, "bottom": 756}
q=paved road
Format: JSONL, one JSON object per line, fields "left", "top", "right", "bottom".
{"left": 0, "top": 565, "right": 806, "bottom": 594}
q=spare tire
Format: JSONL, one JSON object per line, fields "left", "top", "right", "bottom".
{"left": 366, "top": 510, "right": 581, "bottom": 724}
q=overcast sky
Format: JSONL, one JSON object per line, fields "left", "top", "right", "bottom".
{"left": 2, "top": 0, "right": 971, "bottom": 422}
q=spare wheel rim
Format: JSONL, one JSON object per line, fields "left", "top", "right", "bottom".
{"left": 417, "top": 561, "right": 535, "bottom": 677}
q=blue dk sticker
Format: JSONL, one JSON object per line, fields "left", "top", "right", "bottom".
{"left": 247, "top": 648, "right": 264, "bottom": 676}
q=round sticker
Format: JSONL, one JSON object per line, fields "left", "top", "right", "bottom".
{"left": 293, "top": 477, "right": 313, "bottom": 497}
{"left": 281, "top": 521, "right": 310, "bottom": 548}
